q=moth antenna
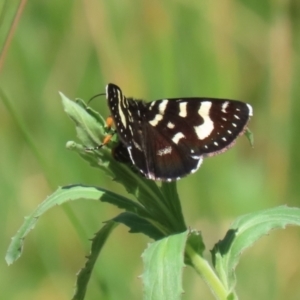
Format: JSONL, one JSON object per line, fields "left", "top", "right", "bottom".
{"left": 88, "top": 92, "right": 106, "bottom": 104}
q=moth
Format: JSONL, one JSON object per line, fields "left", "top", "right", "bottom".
{"left": 100, "top": 83, "right": 252, "bottom": 181}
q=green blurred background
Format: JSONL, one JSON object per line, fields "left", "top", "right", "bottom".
{"left": 1, "top": 1, "right": 300, "bottom": 299}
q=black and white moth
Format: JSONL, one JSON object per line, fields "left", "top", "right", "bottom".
{"left": 105, "top": 83, "right": 253, "bottom": 182}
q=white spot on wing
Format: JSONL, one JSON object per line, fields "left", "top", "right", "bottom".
{"left": 157, "top": 146, "right": 172, "bottom": 156}
{"left": 158, "top": 99, "right": 168, "bottom": 114}
{"left": 179, "top": 102, "right": 187, "bottom": 117}
{"left": 148, "top": 99, "right": 168, "bottom": 127}
{"left": 247, "top": 104, "right": 253, "bottom": 116}
{"left": 149, "top": 101, "right": 156, "bottom": 109}
{"left": 191, "top": 157, "right": 203, "bottom": 173}
{"left": 167, "top": 122, "right": 175, "bottom": 129}
{"left": 194, "top": 102, "right": 214, "bottom": 140}
{"left": 148, "top": 172, "right": 155, "bottom": 180}
{"left": 221, "top": 101, "right": 229, "bottom": 113}
{"left": 133, "top": 140, "right": 142, "bottom": 151}
{"left": 149, "top": 114, "right": 163, "bottom": 126}
{"left": 129, "top": 125, "right": 133, "bottom": 135}
{"left": 172, "top": 132, "right": 185, "bottom": 144}
{"left": 127, "top": 146, "right": 134, "bottom": 163}
{"left": 117, "top": 89, "right": 127, "bottom": 128}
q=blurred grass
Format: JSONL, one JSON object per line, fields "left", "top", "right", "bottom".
{"left": 1, "top": 0, "right": 300, "bottom": 299}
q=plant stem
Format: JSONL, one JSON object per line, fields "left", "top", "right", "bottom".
{"left": 185, "top": 244, "right": 228, "bottom": 300}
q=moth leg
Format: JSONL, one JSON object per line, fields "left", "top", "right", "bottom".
{"left": 85, "top": 116, "right": 116, "bottom": 151}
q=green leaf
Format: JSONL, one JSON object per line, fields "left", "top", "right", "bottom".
{"left": 142, "top": 231, "right": 189, "bottom": 300}
{"left": 96, "top": 186, "right": 148, "bottom": 216}
{"left": 72, "top": 220, "right": 118, "bottom": 300}
{"left": 61, "top": 92, "right": 106, "bottom": 148}
{"left": 244, "top": 127, "right": 254, "bottom": 147}
{"left": 113, "top": 212, "right": 165, "bottom": 240}
{"left": 5, "top": 184, "right": 140, "bottom": 264}
{"left": 75, "top": 98, "right": 106, "bottom": 126}
{"left": 212, "top": 206, "right": 300, "bottom": 292}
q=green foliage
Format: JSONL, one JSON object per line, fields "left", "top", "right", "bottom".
{"left": 6, "top": 95, "right": 300, "bottom": 300}
{"left": 142, "top": 231, "right": 188, "bottom": 300}
{"left": 73, "top": 220, "right": 118, "bottom": 300}
{"left": 212, "top": 206, "right": 300, "bottom": 294}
